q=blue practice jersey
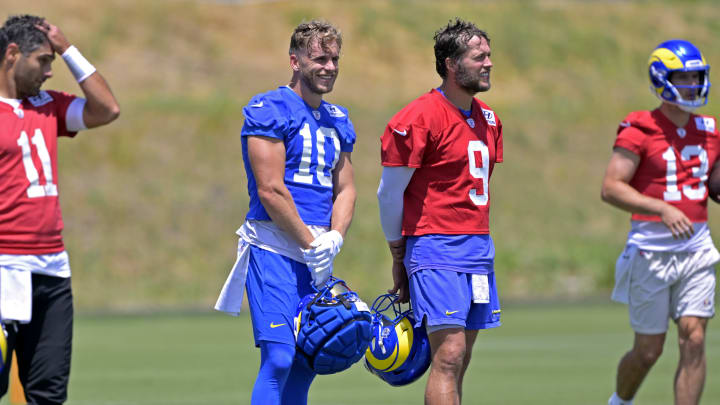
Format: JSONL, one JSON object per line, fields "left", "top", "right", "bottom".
{"left": 241, "top": 86, "right": 356, "bottom": 226}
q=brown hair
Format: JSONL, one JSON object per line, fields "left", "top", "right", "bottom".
{"left": 289, "top": 20, "right": 342, "bottom": 55}
{"left": 434, "top": 18, "right": 489, "bottom": 79}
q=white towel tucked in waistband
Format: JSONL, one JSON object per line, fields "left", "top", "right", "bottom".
{"left": 0, "top": 266, "right": 32, "bottom": 323}
{"left": 214, "top": 239, "right": 251, "bottom": 316}
{"left": 214, "top": 221, "right": 328, "bottom": 316}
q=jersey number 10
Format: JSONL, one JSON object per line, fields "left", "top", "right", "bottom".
{"left": 293, "top": 123, "right": 341, "bottom": 187}
{"left": 17, "top": 129, "right": 58, "bottom": 198}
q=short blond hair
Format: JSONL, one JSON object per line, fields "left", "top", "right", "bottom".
{"left": 289, "top": 20, "right": 342, "bottom": 55}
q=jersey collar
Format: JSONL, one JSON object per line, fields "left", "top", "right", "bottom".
{"left": 0, "top": 95, "right": 21, "bottom": 110}
{"left": 430, "top": 88, "right": 480, "bottom": 122}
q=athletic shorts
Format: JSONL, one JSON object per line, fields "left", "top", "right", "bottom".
{"left": 408, "top": 269, "right": 501, "bottom": 331}
{"left": 245, "top": 245, "right": 314, "bottom": 347}
{"left": 613, "top": 245, "right": 718, "bottom": 334}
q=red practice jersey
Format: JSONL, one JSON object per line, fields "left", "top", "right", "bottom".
{"left": 381, "top": 89, "right": 503, "bottom": 236}
{"left": 0, "top": 90, "right": 78, "bottom": 254}
{"left": 614, "top": 109, "right": 720, "bottom": 222}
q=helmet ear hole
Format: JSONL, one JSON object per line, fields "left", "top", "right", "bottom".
{"left": 364, "top": 294, "right": 432, "bottom": 386}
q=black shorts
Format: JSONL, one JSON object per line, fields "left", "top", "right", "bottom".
{"left": 1, "top": 273, "right": 73, "bottom": 405}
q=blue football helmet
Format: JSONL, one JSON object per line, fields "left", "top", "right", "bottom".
{"left": 648, "top": 39, "right": 710, "bottom": 112}
{"left": 294, "top": 277, "right": 372, "bottom": 375}
{"left": 364, "top": 294, "right": 431, "bottom": 386}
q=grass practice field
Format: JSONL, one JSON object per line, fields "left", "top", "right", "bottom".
{"left": 4, "top": 301, "right": 719, "bottom": 405}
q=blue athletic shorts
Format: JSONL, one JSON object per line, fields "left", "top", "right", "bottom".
{"left": 245, "top": 245, "right": 315, "bottom": 346}
{"left": 409, "top": 269, "right": 501, "bottom": 330}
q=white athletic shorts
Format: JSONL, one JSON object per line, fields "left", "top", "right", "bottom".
{"left": 612, "top": 245, "right": 718, "bottom": 334}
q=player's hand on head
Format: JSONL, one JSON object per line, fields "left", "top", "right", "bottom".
{"left": 660, "top": 205, "right": 694, "bottom": 239}
{"left": 34, "top": 20, "right": 71, "bottom": 54}
{"left": 388, "top": 261, "right": 409, "bottom": 303}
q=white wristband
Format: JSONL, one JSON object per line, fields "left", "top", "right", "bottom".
{"left": 61, "top": 45, "right": 96, "bottom": 83}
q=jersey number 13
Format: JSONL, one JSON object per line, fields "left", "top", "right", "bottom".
{"left": 662, "top": 145, "right": 708, "bottom": 202}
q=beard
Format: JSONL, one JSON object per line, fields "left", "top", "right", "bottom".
{"left": 456, "top": 63, "right": 490, "bottom": 94}
{"left": 15, "top": 73, "right": 43, "bottom": 99}
{"left": 300, "top": 70, "right": 336, "bottom": 95}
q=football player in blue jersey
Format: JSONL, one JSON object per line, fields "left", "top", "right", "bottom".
{"left": 214, "top": 20, "right": 356, "bottom": 405}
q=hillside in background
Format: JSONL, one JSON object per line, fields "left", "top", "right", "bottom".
{"left": 5, "top": 0, "right": 720, "bottom": 310}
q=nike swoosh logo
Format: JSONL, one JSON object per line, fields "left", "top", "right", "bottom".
{"left": 251, "top": 101, "right": 264, "bottom": 108}
{"left": 393, "top": 128, "right": 407, "bottom": 136}
{"left": 445, "top": 310, "right": 459, "bottom": 316}
{"left": 270, "top": 322, "right": 286, "bottom": 328}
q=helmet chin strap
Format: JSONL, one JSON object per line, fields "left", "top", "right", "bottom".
{"left": 654, "top": 84, "right": 704, "bottom": 113}
{"left": 677, "top": 103, "right": 698, "bottom": 113}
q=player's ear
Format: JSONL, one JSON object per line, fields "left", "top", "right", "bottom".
{"left": 2, "top": 43, "right": 21, "bottom": 68}
{"left": 444, "top": 57, "right": 456, "bottom": 75}
{"left": 289, "top": 53, "right": 300, "bottom": 72}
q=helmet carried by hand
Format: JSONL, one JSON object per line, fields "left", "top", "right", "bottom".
{"left": 364, "top": 293, "right": 431, "bottom": 386}
{"left": 294, "top": 277, "right": 373, "bottom": 374}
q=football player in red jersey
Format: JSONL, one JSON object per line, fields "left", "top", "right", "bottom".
{"left": 0, "top": 15, "right": 119, "bottom": 404}
{"left": 377, "top": 19, "right": 502, "bottom": 404}
{"left": 601, "top": 40, "right": 719, "bottom": 405}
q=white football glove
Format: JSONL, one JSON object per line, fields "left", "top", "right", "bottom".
{"left": 303, "top": 230, "right": 343, "bottom": 287}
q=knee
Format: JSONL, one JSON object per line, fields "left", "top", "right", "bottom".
{"left": 634, "top": 344, "right": 663, "bottom": 367}
{"left": 679, "top": 328, "right": 706, "bottom": 357}
{"left": 261, "top": 343, "right": 296, "bottom": 376}
{"left": 432, "top": 345, "right": 466, "bottom": 375}
{"left": 268, "top": 349, "right": 295, "bottom": 372}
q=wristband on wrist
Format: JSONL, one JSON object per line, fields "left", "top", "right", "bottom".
{"left": 62, "top": 45, "right": 96, "bottom": 83}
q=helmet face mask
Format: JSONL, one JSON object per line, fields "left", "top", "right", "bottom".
{"left": 364, "top": 294, "right": 431, "bottom": 386}
{"left": 648, "top": 39, "right": 711, "bottom": 112}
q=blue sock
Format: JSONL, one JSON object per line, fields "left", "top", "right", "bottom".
{"left": 280, "top": 353, "right": 316, "bottom": 405}
{"left": 251, "top": 341, "right": 295, "bottom": 405}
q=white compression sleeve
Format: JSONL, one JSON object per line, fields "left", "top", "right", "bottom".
{"left": 65, "top": 98, "right": 87, "bottom": 132}
{"left": 377, "top": 166, "right": 415, "bottom": 241}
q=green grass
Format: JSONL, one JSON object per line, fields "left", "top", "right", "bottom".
{"left": 4, "top": 302, "right": 720, "bottom": 404}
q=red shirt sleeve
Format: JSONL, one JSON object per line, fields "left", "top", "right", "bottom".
{"left": 47, "top": 90, "right": 79, "bottom": 138}
{"left": 381, "top": 107, "right": 432, "bottom": 168}
{"left": 614, "top": 123, "right": 646, "bottom": 155}
{"left": 495, "top": 116, "right": 503, "bottom": 163}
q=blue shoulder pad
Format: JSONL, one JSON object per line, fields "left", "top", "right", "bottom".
{"left": 323, "top": 103, "right": 356, "bottom": 146}
{"left": 241, "top": 92, "right": 290, "bottom": 139}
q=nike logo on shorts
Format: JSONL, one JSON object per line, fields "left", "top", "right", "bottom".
{"left": 393, "top": 128, "right": 408, "bottom": 136}
{"left": 445, "top": 310, "right": 459, "bottom": 316}
{"left": 270, "top": 322, "right": 286, "bottom": 328}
